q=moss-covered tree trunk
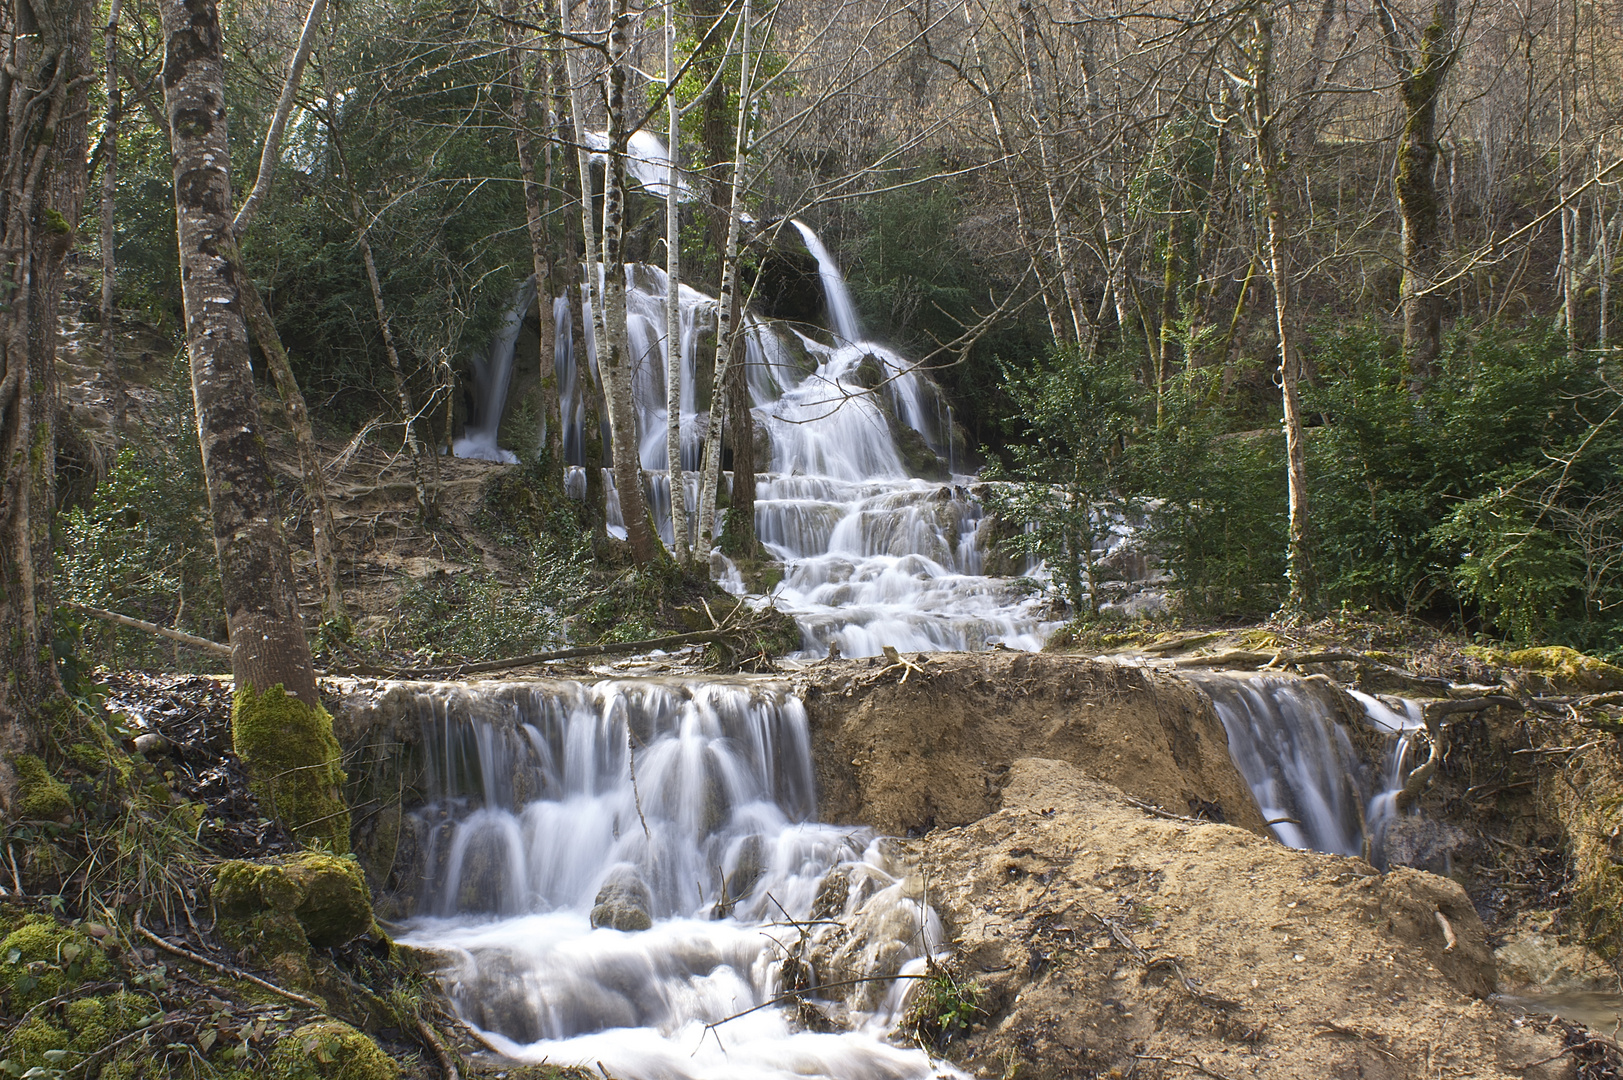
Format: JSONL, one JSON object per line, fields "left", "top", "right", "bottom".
{"left": 697, "top": 0, "right": 752, "bottom": 556}
{"left": 0, "top": 0, "right": 93, "bottom": 779}
{"left": 503, "top": 0, "right": 564, "bottom": 478}
{"left": 664, "top": 6, "right": 690, "bottom": 564}
{"left": 1375, "top": 0, "right": 1458, "bottom": 385}
{"left": 160, "top": 0, "right": 348, "bottom": 850}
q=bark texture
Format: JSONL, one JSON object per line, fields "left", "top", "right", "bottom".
{"left": 1251, "top": 7, "right": 1314, "bottom": 619}
{"left": 0, "top": 0, "right": 94, "bottom": 760}
{"left": 697, "top": 0, "right": 751, "bottom": 556}
{"left": 598, "top": 0, "right": 660, "bottom": 563}
{"left": 160, "top": 0, "right": 318, "bottom": 708}
{"left": 503, "top": 0, "right": 563, "bottom": 475}
{"left": 664, "top": 6, "right": 689, "bottom": 563}
{"left": 1376, "top": 0, "right": 1458, "bottom": 383}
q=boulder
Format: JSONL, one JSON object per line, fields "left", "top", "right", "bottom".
{"left": 591, "top": 866, "right": 654, "bottom": 932}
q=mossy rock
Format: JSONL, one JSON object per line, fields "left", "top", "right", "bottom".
{"left": 10, "top": 753, "right": 73, "bottom": 820}
{"left": 0, "top": 916, "right": 111, "bottom": 1009}
{"left": 232, "top": 686, "right": 351, "bottom": 852}
{"left": 268, "top": 1021, "right": 399, "bottom": 1080}
{"left": 214, "top": 852, "right": 374, "bottom": 948}
{"left": 1500, "top": 646, "right": 1623, "bottom": 694}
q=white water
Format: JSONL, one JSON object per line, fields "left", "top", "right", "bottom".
{"left": 456, "top": 206, "right": 1061, "bottom": 655}
{"left": 397, "top": 679, "right": 956, "bottom": 1080}
{"left": 1194, "top": 673, "right": 1423, "bottom": 860}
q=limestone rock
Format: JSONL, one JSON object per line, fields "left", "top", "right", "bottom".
{"left": 591, "top": 866, "right": 654, "bottom": 932}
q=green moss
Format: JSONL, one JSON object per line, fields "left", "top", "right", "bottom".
{"left": 64, "top": 991, "right": 142, "bottom": 1052}
{"left": 215, "top": 853, "right": 373, "bottom": 950}
{"left": 8, "top": 1015, "right": 70, "bottom": 1071}
{"left": 268, "top": 1021, "right": 398, "bottom": 1080}
{"left": 1503, "top": 646, "right": 1623, "bottom": 693}
{"left": 10, "top": 753, "right": 72, "bottom": 819}
{"left": 0, "top": 916, "right": 109, "bottom": 1009}
{"left": 232, "top": 686, "right": 350, "bottom": 852}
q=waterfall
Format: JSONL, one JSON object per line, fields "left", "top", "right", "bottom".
{"left": 790, "top": 220, "right": 864, "bottom": 344}
{"left": 397, "top": 678, "right": 955, "bottom": 1080}
{"left": 1191, "top": 673, "right": 1422, "bottom": 860}
{"left": 452, "top": 216, "right": 1061, "bottom": 657}
{"left": 452, "top": 276, "right": 537, "bottom": 464}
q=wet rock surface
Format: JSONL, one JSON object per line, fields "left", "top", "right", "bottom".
{"left": 589, "top": 866, "right": 655, "bottom": 932}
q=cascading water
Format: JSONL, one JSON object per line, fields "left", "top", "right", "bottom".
{"left": 397, "top": 678, "right": 955, "bottom": 1079}
{"left": 1191, "top": 673, "right": 1425, "bottom": 861}
{"left": 455, "top": 189, "right": 1062, "bottom": 655}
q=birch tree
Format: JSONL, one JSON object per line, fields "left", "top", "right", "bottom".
{"left": 597, "top": 0, "right": 662, "bottom": 563}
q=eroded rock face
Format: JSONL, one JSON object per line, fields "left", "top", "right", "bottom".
{"left": 590, "top": 865, "right": 654, "bottom": 932}
{"left": 905, "top": 758, "right": 1569, "bottom": 1080}
{"left": 799, "top": 652, "right": 1267, "bottom": 837}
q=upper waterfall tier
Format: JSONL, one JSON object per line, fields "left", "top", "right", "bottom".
{"left": 455, "top": 220, "right": 1063, "bottom": 657}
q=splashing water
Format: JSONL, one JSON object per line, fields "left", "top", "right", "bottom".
{"left": 396, "top": 678, "right": 958, "bottom": 1080}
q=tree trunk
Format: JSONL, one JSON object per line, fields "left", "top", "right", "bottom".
{"left": 1017, "top": 0, "right": 1088, "bottom": 346}
{"left": 230, "top": 0, "right": 328, "bottom": 237}
{"left": 723, "top": 313, "right": 758, "bottom": 558}
{"left": 598, "top": 0, "right": 660, "bottom": 564}
{"left": 503, "top": 0, "right": 563, "bottom": 476}
{"left": 161, "top": 0, "right": 348, "bottom": 851}
{"left": 0, "top": 0, "right": 93, "bottom": 765}
{"left": 962, "top": 4, "right": 1067, "bottom": 345}
{"left": 102, "top": 0, "right": 125, "bottom": 442}
{"left": 664, "top": 1, "right": 690, "bottom": 563}
{"left": 697, "top": 0, "right": 752, "bottom": 556}
{"left": 1252, "top": 7, "right": 1314, "bottom": 619}
{"left": 234, "top": 258, "right": 346, "bottom": 625}
{"left": 1375, "top": 0, "right": 1457, "bottom": 384}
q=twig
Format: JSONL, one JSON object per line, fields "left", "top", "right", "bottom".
{"left": 879, "top": 645, "right": 928, "bottom": 683}
{"left": 131, "top": 912, "right": 323, "bottom": 1010}
{"left": 1122, "top": 795, "right": 1210, "bottom": 826}
{"left": 627, "top": 730, "right": 651, "bottom": 840}
{"left": 415, "top": 1017, "right": 460, "bottom": 1080}
{"left": 65, "top": 602, "right": 231, "bottom": 656}
{"left": 1435, "top": 910, "right": 1457, "bottom": 952}
{"left": 374, "top": 628, "right": 740, "bottom": 678}
{"left": 1171, "top": 650, "right": 1365, "bottom": 670}
{"left": 1134, "top": 1053, "right": 1235, "bottom": 1080}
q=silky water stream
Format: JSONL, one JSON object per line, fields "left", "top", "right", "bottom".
{"left": 397, "top": 679, "right": 954, "bottom": 1079}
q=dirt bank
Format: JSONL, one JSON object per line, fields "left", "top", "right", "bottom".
{"left": 905, "top": 757, "right": 1572, "bottom": 1080}
{"left": 797, "top": 651, "right": 1268, "bottom": 837}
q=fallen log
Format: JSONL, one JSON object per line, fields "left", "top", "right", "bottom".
{"left": 378, "top": 628, "right": 739, "bottom": 679}
{"left": 66, "top": 602, "right": 232, "bottom": 657}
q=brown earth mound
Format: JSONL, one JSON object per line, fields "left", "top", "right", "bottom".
{"left": 908, "top": 757, "right": 1572, "bottom": 1080}
{"left": 797, "top": 651, "right": 1267, "bottom": 837}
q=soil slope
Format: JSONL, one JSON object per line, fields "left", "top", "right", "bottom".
{"left": 910, "top": 757, "right": 1573, "bottom": 1080}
